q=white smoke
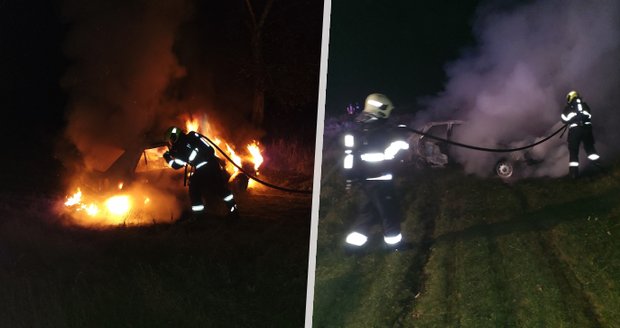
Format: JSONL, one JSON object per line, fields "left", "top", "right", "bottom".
{"left": 417, "top": 0, "right": 620, "bottom": 177}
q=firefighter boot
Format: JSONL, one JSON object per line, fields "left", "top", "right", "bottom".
{"left": 569, "top": 166, "right": 579, "bottom": 179}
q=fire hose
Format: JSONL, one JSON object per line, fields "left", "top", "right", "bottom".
{"left": 396, "top": 124, "right": 568, "bottom": 153}
{"left": 196, "top": 123, "right": 567, "bottom": 192}
{"left": 198, "top": 133, "right": 313, "bottom": 195}
{"left": 319, "top": 123, "right": 569, "bottom": 185}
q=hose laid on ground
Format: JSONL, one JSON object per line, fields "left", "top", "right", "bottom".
{"left": 397, "top": 124, "right": 567, "bottom": 153}
{"left": 199, "top": 133, "right": 313, "bottom": 194}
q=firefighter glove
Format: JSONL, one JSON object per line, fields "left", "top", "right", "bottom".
{"left": 163, "top": 151, "right": 173, "bottom": 162}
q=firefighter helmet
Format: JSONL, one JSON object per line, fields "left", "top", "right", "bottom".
{"left": 356, "top": 93, "right": 394, "bottom": 123}
{"left": 566, "top": 90, "right": 579, "bottom": 103}
{"left": 164, "top": 126, "right": 182, "bottom": 145}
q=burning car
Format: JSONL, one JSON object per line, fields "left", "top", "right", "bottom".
{"left": 63, "top": 138, "right": 257, "bottom": 226}
{"left": 407, "top": 120, "right": 545, "bottom": 180}
{"left": 63, "top": 115, "right": 265, "bottom": 227}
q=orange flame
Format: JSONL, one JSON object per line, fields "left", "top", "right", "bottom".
{"left": 182, "top": 115, "right": 265, "bottom": 190}
{"left": 62, "top": 113, "right": 265, "bottom": 226}
{"left": 226, "top": 144, "right": 242, "bottom": 175}
{"left": 64, "top": 188, "right": 83, "bottom": 206}
{"left": 247, "top": 141, "right": 263, "bottom": 172}
{"left": 185, "top": 117, "right": 199, "bottom": 133}
{"left": 63, "top": 187, "right": 144, "bottom": 226}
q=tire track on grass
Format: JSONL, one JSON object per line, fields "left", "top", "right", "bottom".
{"left": 394, "top": 173, "right": 445, "bottom": 326}
{"left": 536, "top": 231, "right": 604, "bottom": 326}
{"left": 484, "top": 234, "right": 519, "bottom": 327}
{"left": 507, "top": 184, "right": 604, "bottom": 327}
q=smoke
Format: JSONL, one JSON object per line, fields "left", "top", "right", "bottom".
{"left": 417, "top": 0, "right": 620, "bottom": 177}
{"left": 57, "top": 1, "right": 269, "bottom": 225}
{"left": 56, "top": 0, "right": 194, "bottom": 225}
{"left": 61, "top": 0, "right": 190, "bottom": 169}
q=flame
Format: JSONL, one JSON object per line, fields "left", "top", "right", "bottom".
{"left": 63, "top": 187, "right": 146, "bottom": 226}
{"left": 247, "top": 141, "right": 263, "bottom": 171}
{"left": 226, "top": 144, "right": 242, "bottom": 175}
{"left": 185, "top": 117, "right": 199, "bottom": 133}
{"left": 118, "top": 182, "right": 124, "bottom": 190}
{"left": 85, "top": 203, "right": 99, "bottom": 216}
{"left": 105, "top": 195, "right": 131, "bottom": 216}
{"left": 65, "top": 188, "right": 83, "bottom": 206}
{"left": 182, "top": 114, "right": 265, "bottom": 190}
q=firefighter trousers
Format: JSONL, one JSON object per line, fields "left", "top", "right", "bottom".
{"left": 350, "top": 180, "right": 402, "bottom": 238}
{"left": 567, "top": 126, "right": 598, "bottom": 166}
{"left": 188, "top": 162, "right": 237, "bottom": 213}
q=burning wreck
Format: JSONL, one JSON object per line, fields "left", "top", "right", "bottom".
{"left": 62, "top": 115, "right": 265, "bottom": 227}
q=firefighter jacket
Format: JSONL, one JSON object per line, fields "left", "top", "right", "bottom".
{"left": 164, "top": 132, "right": 217, "bottom": 170}
{"left": 342, "top": 121, "right": 409, "bottom": 182}
{"left": 561, "top": 98, "right": 592, "bottom": 128}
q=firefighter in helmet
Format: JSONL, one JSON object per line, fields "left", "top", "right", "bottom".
{"left": 163, "top": 126, "right": 239, "bottom": 221}
{"left": 342, "top": 93, "right": 411, "bottom": 252}
{"left": 560, "top": 90, "right": 600, "bottom": 178}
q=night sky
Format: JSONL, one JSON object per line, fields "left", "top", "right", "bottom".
{"left": 326, "top": 0, "right": 481, "bottom": 116}
{"left": 2, "top": 0, "right": 482, "bottom": 138}
{"left": 1, "top": 1, "right": 67, "bottom": 134}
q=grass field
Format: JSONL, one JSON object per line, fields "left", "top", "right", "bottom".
{"left": 312, "top": 157, "right": 620, "bottom": 327}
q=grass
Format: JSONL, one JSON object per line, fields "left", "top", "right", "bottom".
{"left": 0, "top": 192, "right": 313, "bottom": 327}
{"left": 312, "top": 153, "right": 620, "bottom": 327}
{"left": 0, "top": 199, "right": 312, "bottom": 327}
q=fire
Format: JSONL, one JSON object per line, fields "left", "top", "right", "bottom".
{"left": 226, "top": 144, "right": 242, "bottom": 175}
{"left": 64, "top": 188, "right": 83, "bottom": 206}
{"left": 63, "top": 187, "right": 143, "bottom": 226}
{"left": 182, "top": 114, "right": 264, "bottom": 189}
{"left": 62, "top": 112, "right": 265, "bottom": 226}
{"left": 105, "top": 195, "right": 131, "bottom": 216}
{"left": 247, "top": 141, "right": 263, "bottom": 172}
{"left": 185, "top": 117, "right": 199, "bottom": 134}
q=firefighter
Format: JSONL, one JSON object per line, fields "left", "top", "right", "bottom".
{"left": 163, "top": 126, "right": 239, "bottom": 221}
{"left": 560, "top": 90, "right": 600, "bottom": 178}
{"left": 342, "top": 93, "right": 411, "bottom": 253}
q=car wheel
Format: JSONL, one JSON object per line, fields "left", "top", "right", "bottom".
{"left": 495, "top": 159, "right": 514, "bottom": 179}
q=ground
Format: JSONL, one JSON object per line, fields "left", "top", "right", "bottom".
{"left": 312, "top": 159, "right": 620, "bottom": 327}
{"left": 0, "top": 127, "right": 314, "bottom": 327}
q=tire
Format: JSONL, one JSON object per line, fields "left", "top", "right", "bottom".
{"left": 494, "top": 159, "right": 515, "bottom": 180}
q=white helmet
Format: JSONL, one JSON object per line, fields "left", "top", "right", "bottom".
{"left": 356, "top": 93, "right": 394, "bottom": 123}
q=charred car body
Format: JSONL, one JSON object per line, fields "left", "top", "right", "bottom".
{"left": 406, "top": 120, "right": 546, "bottom": 180}
{"left": 74, "top": 139, "right": 251, "bottom": 218}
